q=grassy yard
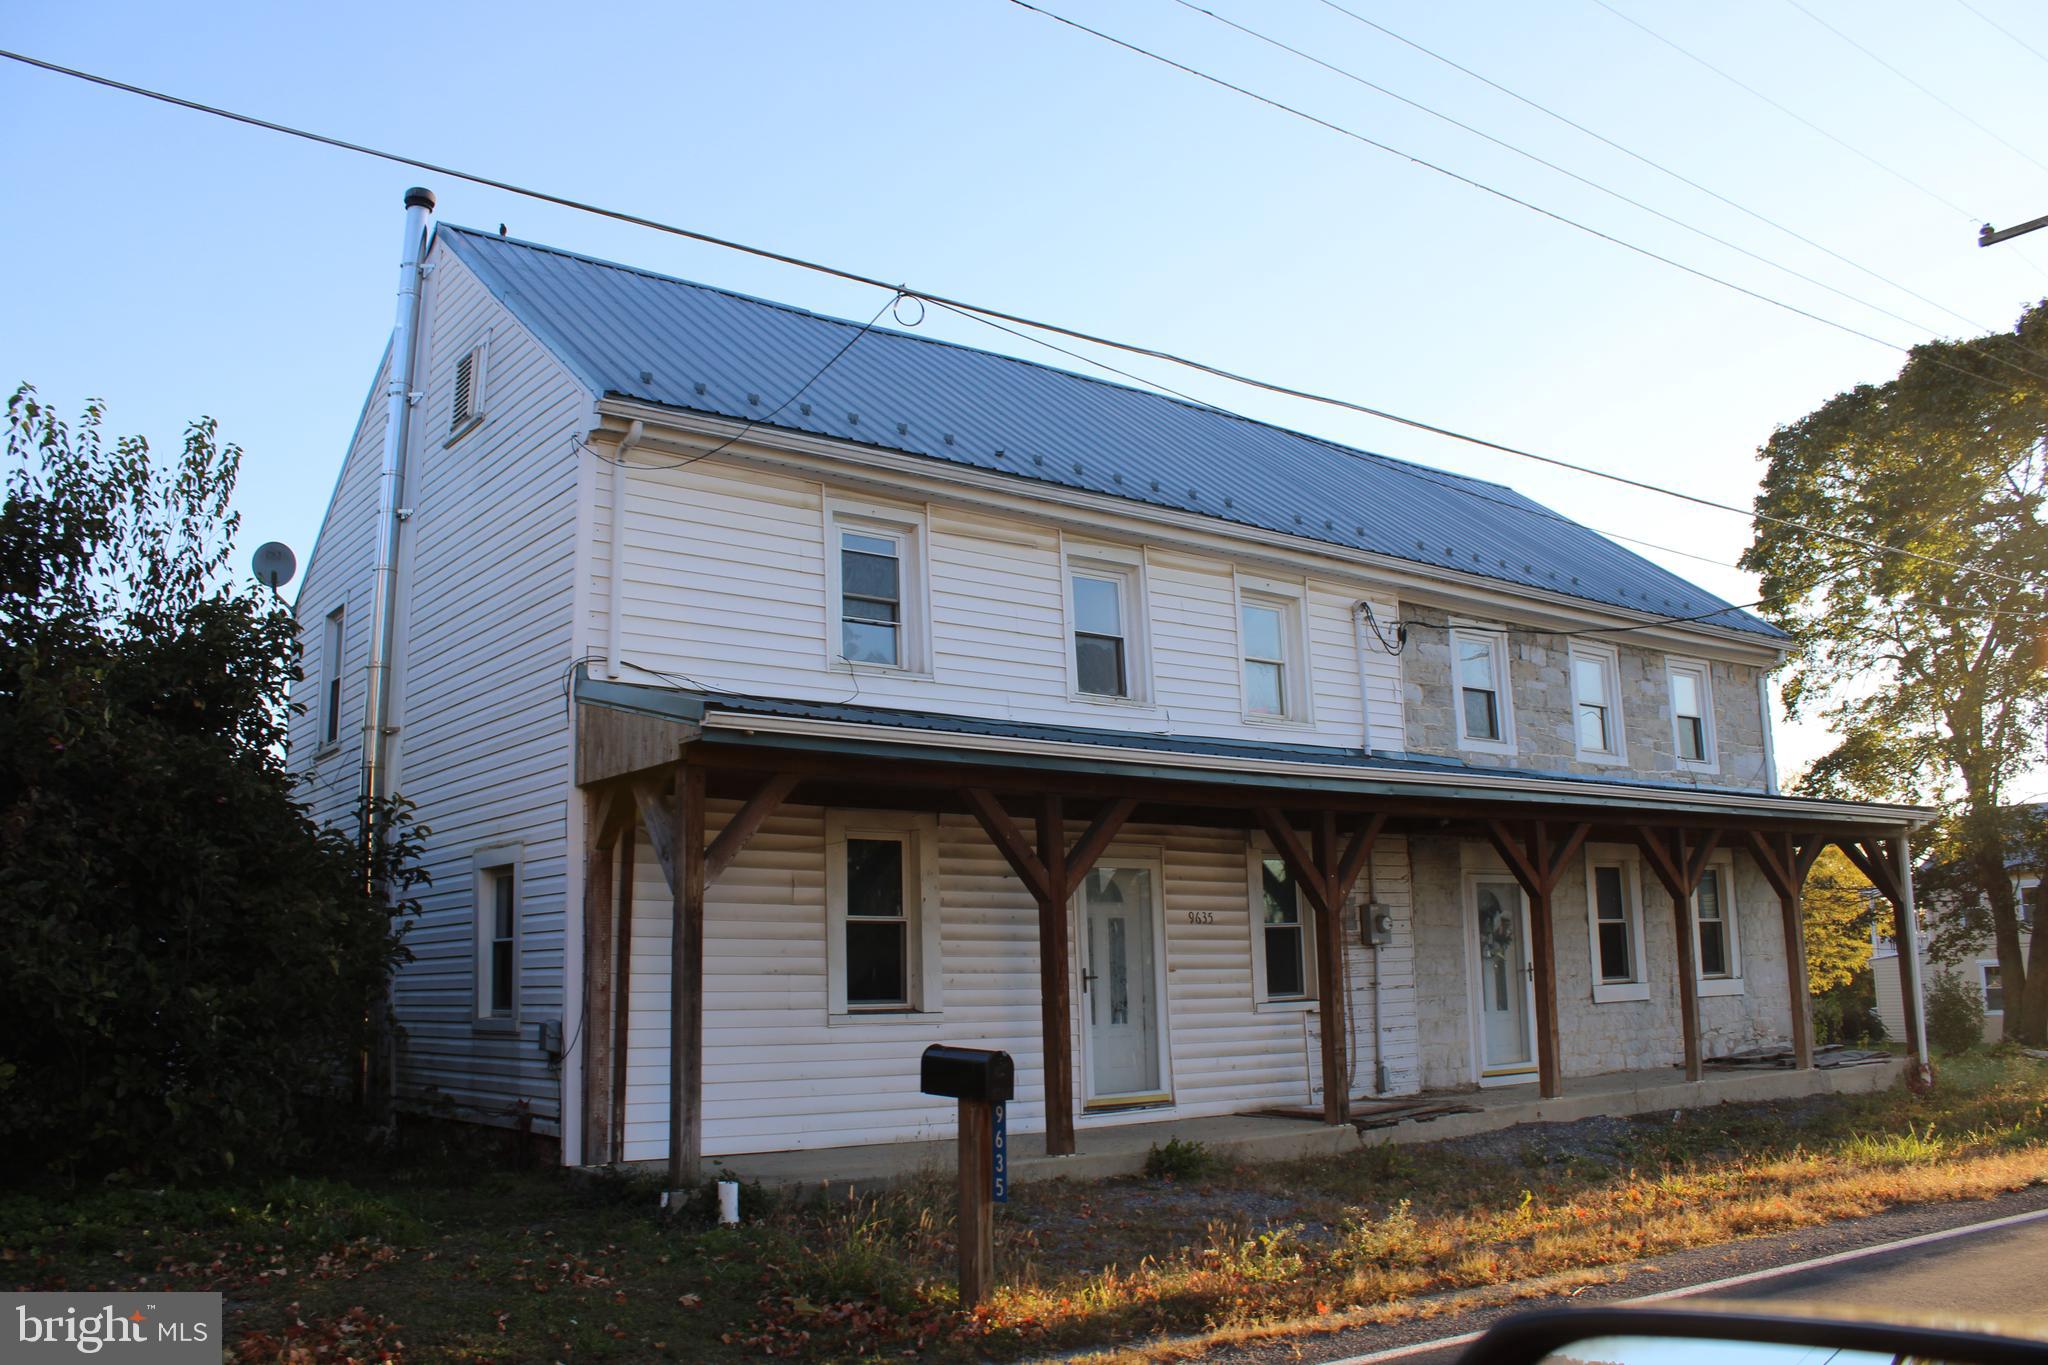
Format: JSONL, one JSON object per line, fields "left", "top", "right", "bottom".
{"left": 5, "top": 1052, "right": 2047, "bottom": 1363}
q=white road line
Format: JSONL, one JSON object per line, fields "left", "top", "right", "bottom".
{"left": 1312, "top": 1205, "right": 2048, "bottom": 1365}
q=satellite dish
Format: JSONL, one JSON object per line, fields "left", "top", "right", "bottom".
{"left": 252, "top": 542, "right": 297, "bottom": 592}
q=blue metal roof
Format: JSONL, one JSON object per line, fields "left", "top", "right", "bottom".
{"left": 441, "top": 224, "right": 1783, "bottom": 642}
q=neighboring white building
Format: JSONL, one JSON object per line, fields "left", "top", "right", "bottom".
{"left": 292, "top": 195, "right": 1931, "bottom": 1174}
{"left": 1874, "top": 872, "right": 2039, "bottom": 1045}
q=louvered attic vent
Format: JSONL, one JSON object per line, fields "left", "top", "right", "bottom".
{"left": 449, "top": 344, "right": 484, "bottom": 438}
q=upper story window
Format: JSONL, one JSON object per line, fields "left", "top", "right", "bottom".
{"left": 1667, "top": 659, "right": 1716, "bottom": 770}
{"left": 825, "top": 499, "right": 928, "bottom": 674}
{"left": 1570, "top": 642, "right": 1625, "bottom": 763}
{"left": 1693, "top": 859, "right": 1743, "bottom": 995}
{"left": 1450, "top": 627, "right": 1514, "bottom": 753}
{"left": 2018, "top": 880, "right": 2041, "bottom": 930}
{"left": 320, "top": 605, "right": 345, "bottom": 749}
{"left": 1248, "top": 840, "right": 1316, "bottom": 1009}
{"left": 1066, "top": 546, "right": 1150, "bottom": 703}
{"left": 1237, "top": 575, "right": 1309, "bottom": 723}
{"left": 826, "top": 811, "right": 941, "bottom": 1019}
{"left": 1584, "top": 853, "right": 1647, "bottom": 1003}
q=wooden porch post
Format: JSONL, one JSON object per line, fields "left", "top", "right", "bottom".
{"left": 1744, "top": 829, "right": 1829, "bottom": 1072}
{"left": 1252, "top": 808, "right": 1386, "bottom": 1124}
{"left": 1838, "top": 832, "right": 1930, "bottom": 1085}
{"left": 610, "top": 833, "right": 635, "bottom": 1162}
{"left": 580, "top": 788, "right": 619, "bottom": 1165}
{"left": 1631, "top": 826, "right": 1709, "bottom": 1082}
{"left": 669, "top": 762, "right": 706, "bottom": 1191}
{"left": 963, "top": 789, "right": 1136, "bottom": 1157}
{"left": 1483, "top": 820, "right": 1590, "bottom": 1100}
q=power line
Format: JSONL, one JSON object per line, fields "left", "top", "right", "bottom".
{"left": 1310, "top": 0, "right": 2023, "bottom": 343}
{"left": 1171, "top": 0, "right": 1965, "bottom": 347}
{"left": 1784, "top": 0, "right": 2048, "bottom": 178}
{"left": 0, "top": 44, "right": 2028, "bottom": 593}
{"left": 1586, "top": 0, "right": 1980, "bottom": 224}
{"left": 1952, "top": 0, "right": 2048, "bottom": 72}
{"left": 1002, "top": 1, "right": 2048, "bottom": 395}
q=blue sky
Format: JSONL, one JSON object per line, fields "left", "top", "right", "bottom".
{"left": 4, "top": 0, "right": 2045, "bottom": 782}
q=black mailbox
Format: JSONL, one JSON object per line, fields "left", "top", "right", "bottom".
{"left": 920, "top": 1044, "right": 1014, "bottom": 1104}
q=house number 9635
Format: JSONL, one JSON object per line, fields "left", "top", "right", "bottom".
{"left": 1185, "top": 910, "right": 1216, "bottom": 924}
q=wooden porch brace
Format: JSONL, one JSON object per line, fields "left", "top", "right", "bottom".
{"left": 1629, "top": 827, "right": 1720, "bottom": 1082}
{"left": 625, "top": 766, "right": 800, "bottom": 1189}
{"left": 1251, "top": 808, "right": 1388, "bottom": 1124}
{"left": 1835, "top": 831, "right": 1931, "bottom": 1083}
{"left": 1483, "top": 819, "right": 1591, "bottom": 1099}
{"left": 1740, "top": 829, "right": 1827, "bottom": 1072}
{"left": 963, "top": 790, "right": 1137, "bottom": 1156}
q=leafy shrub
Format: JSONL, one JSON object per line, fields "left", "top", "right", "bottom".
{"left": 1143, "top": 1137, "right": 1219, "bottom": 1182}
{"left": 0, "top": 389, "right": 417, "bottom": 1180}
{"left": 1926, "top": 971, "right": 1987, "bottom": 1056}
{"left": 1813, "top": 972, "right": 1887, "bottom": 1046}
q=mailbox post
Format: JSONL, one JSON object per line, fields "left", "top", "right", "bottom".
{"left": 919, "top": 1044, "right": 1014, "bottom": 1308}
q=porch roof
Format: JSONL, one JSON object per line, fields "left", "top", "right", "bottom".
{"left": 574, "top": 672, "right": 1929, "bottom": 830}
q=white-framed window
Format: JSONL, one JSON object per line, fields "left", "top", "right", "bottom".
{"left": 1236, "top": 574, "right": 1309, "bottom": 723}
{"left": 1983, "top": 963, "right": 2005, "bottom": 1015}
{"left": 1246, "top": 837, "right": 1317, "bottom": 1010}
{"left": 1692, "top": 858, "right": 1743, "bottom": 995}
{"left": 1667, "top": 658, "right": 1716, "bottom": 771}
{"left": 447, "top": 340, "right": 487, "bottom": 442}
{"left": 1569, "top": 642, "right": 1626, "bottom": 763}
{"left": 1583, "top": 852, "right": 1648, "bottom": 1003}
{"left": 824, "top": 499, "right": 929, "bottom": 675}
{"left": 472, "top": 845, "right": 523, "bottom": 1024}
{"left": 1065, "top": 545, "right": 1150, "bottom": 703}
{"left": 2019, "top": 879, "right": 2042, "bottom": 931}
{"left": 1449, "top": 626, "right": 1515, "bottom": 753}
{"left": 825, "top": 810, "right": 941, "bottom": 1019}
{"left": 320, "top": 605, "right": 346, "bottom": 750}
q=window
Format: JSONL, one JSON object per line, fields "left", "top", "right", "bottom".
{"left": 1237, "top": 576, "right": 1308, "bottom": 722}
{"left": 1450, "top": 627, "right": 1514, "bottom": 752}
{"left": 1247, "top": 840, "right": 1317, "bottom": 1008}
{"left": 825, "top": 501, "right": 928, "bottom": 674}
{"left": 473, "top": 853, "right": 521, "bottom": 1022}
{"left": 1569, "top": 643, "right": 1625, "bottom": 762}
{"left": 825, "top": 811, "right": 941, "bottom": 1018}
{"left": 1584, "top": 855, "right": 1647, "bottom": 1002}
{"left": 448, "top": 342, "right": 486, "bottom": 440}
{"left": 1692, "top": 861, "right": 1743, "bottom": 994}
{"left": 1667, "top": 659, "right": 1716, "bottom": 770}
{"left": 1983, "top": 963, "right": 2005, "bottom": 1015}
{"left": 320, "top": 606, "right": 345, "bottom": 749}
{"left": 2021, "top": 882, "right": 2043, "bottom": 930}
{"left": 1066, "top": 549, "right": 1149, "bottom": 702}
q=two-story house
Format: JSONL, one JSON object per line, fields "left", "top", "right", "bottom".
{"left": 293, "top": 192, "right": 1933, "bottom": 1181}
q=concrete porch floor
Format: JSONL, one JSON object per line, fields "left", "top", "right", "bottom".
{"left": 676, "top": 1058, "right": 1904, "bottom": 1196}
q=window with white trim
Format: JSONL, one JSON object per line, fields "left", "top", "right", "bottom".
{"left": 1983, "top": 963, "right": 2005, "bottom": 1015}
{"left": 1667, "top": 659, "right": 1716, "bottom": 770}
{"left": 2020, "top": 880, "right": 2042, "bottom": 931}
{"left": 1247, "top": 839, "right": 1317, "bottom": 1008}
{"left": 1584, "top": 854, "right": 1647, "bottom": 1002}
{"left": 1450, "top": 627, "right": 1514, "bottom": 752}
{"left": 1569, "top": 642, "right": 1625, "bottom": 762}
{"left": 1692, "top": 860, "right": 1743, "bottom": 993}
{"left": 448, "top": 341, "right": 486, "bottom": 441}
{"left": 825, "top": 811, "right": 941, "bottom": 1018}
{"left": 1066, "top": 548, "right": 1149, "bottom": 702}
{"left": 474, "top": 853, "right": 521, "bottom": 1022}
{"left": 825, "top": 501, "right": 928, "bottom": 674}
{"left": 1237, "top": 576, "right": 1309, "bottom": 722}
{"left": 320, "top": 605, "right": 345, "bottom": 749}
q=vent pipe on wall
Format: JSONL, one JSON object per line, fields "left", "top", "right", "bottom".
{"left": 360, "top": 187, "right": 436, "bottom": 860}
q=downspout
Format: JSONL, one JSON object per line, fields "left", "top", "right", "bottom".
{"left": 1758, "top": 673, "right": 1780, "bottom": 795}
{"left": 360, "top": 187, "right": 435, "bottom": 858}
{"left": 604, "top": 420, "right": 645, "bottom": 678}
{"left": 1352, "top": 602, "right": 1378, "bottom": 752}
{"left": 1899, "top": 828, "right": 1933, "bottom": 1087}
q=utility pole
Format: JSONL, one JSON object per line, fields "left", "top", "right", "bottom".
{"left": 1980, "top": 213, "right": 2048, "bottom": 246}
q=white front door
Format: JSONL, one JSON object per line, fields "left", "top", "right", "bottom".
{"left": 1080, "top": 863, "right": 1165, "bottom": 1102}
{"left": 1472, "top": 876, "right": 1537, "bottom": 1079}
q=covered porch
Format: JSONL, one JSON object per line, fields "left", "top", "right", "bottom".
{"left": 570, "top": 676, "right": 1933, "bottom": 1186}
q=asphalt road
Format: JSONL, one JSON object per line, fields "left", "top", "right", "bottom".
{"left": 1171, "top": 1188, "right": 2048, "bottom": 1365}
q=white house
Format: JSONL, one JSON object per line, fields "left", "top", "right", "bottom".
{"left": 292, "top": 192, "right": 1933, "bottom": 1179}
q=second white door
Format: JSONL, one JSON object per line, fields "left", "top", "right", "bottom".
{"left": 1080, "top": 863, "right": 1165, "bottom": 1102}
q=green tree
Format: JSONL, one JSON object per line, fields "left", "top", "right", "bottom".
{"left": 0, "top": 386, "right": 416, "bottom": 1179}
{"left": 1803, "top": 845, "right": 1874, "bottom": 995}
{"left": 1742, "top": 302, "right": 2048, "bottom": 1042}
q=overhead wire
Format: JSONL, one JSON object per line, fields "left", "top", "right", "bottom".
{"left": 0, "top": 44, "right": 2029, "bottom": 595}
{"left": 1169, "top": 0, "right": 1974, "bottom": 349}
{"left": 1309, "top": 0, "right": 2031, "bottom": 342}
{"left": 1001, "top": 1, "right": 2048, "bottom": 396}
{"left": 1952, "top": 0, "right": 2048, "bottom": 73}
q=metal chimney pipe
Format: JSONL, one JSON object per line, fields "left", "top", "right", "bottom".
{"left": 360, "top": 186, "right": 435, "bottom": 861}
